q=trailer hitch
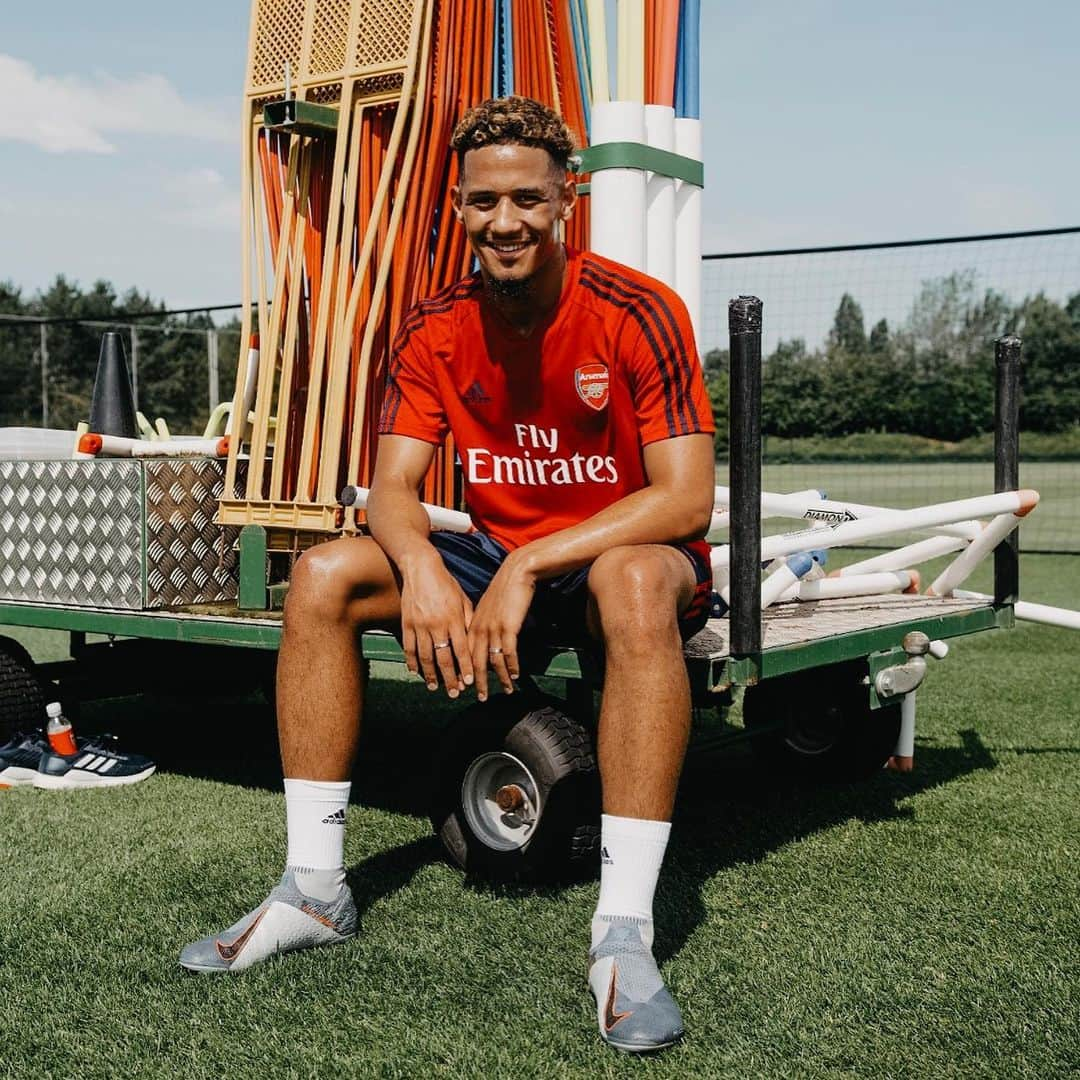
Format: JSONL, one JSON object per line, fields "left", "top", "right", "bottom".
{"left": 873, "top": 631, "right": 950, "bottom": 772}
{"left": 873, "top": 631, "right": 950, "bottom": 699}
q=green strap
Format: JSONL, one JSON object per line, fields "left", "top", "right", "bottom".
{"left": 572, "top": 142, "right": 704, "bottom": 187}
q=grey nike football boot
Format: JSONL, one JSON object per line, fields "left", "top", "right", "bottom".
{"left": 179, "top": 870, "right": 357, "bottom": 974}
{"left": 588, "top": 916, "right": 685, "bottom": 1053}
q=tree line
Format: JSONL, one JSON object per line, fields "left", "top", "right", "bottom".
{"left": 2, "top": 271, "right": 1077, "bottom": 448}
{"left": 704, "top": 271, "right": 1080, "bottom": 446}
{"left": 0, "top": 277, "right": 240, "bottom": 432}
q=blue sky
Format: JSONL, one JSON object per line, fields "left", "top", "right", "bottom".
{"left": 2, "top": 0, "right": 1077, "bottom": 312}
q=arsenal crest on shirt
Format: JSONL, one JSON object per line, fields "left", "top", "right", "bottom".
{"left": 575, "top": 363, "right": 609, "bottom": 411}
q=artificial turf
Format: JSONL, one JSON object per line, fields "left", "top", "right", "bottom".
{"left": 1, "top": 555, "right": 1077, "bottom": 1078}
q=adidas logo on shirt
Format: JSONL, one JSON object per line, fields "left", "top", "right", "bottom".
{"left": 601, "top": 846, "right": 613, "bottom": 866}
{"left": 322, "top": 808, "right": 347, "bottom": 825}
{"left": 462, "top": 381, "right": 491, "bottom": 405}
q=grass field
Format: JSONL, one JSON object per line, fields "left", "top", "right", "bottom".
{"left": 716, "top": 461, "right": 1079, "bottom": 554}
{"left": 2, "top": 556, "right": 1078, "bottom": 1078}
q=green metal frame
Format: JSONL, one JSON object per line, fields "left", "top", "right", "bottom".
{"left": 238, "top": 525, "right": 268, "bottom": 610}
{"left": 718, "top": 604, "right": 1011, "bottom": 693}
{"left": 572, "top": 142, "right": 704, "bottom": 187}
{"left": 0, "top": 601, "right": 590, "bottom": 680}
{"left": 0, "top": 598, "right": 1009, "bottom": 693}
{"left": 261, "top": 99, "right": 340, "bottom": 136}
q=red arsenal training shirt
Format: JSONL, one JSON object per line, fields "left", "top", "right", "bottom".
{"left": 378, "top": 248, "right": 714, "bottom": 551}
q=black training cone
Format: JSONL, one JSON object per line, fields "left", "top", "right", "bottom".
{"left": 89, "top": 332, "right": 137, "bottom": 438}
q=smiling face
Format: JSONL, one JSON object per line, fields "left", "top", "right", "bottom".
{"left": 452, "top": 143, "right": 576, "bottom": 297}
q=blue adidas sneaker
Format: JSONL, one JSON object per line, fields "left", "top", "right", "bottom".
{"left": 0, "top": 729, "right": 50, "bottom": 788}
{"left": 34, "top": 733, "right": 155, "bottom": 790}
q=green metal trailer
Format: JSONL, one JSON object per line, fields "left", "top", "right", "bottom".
{"left": 0, "top": 303, "right": 1024, "bottom": 881}
{"left": 0, "top": 572, "right": 1011, "bottom": 881}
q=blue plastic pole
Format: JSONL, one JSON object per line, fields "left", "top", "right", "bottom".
{"left": 674, "top": 0, "right": 700, "bottom": 119}
{"left": 569, "top": 0, "right": 592, "bottom": 134}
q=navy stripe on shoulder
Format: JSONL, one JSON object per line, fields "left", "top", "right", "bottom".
{"left": 579, "top": 271, "right": 681, "bottom": 438}
{"left": 384, "top": 277, "right": 479, "bottom": 430}
{"left": 580, "top": 262, "right": 700, "bottom": 433}
{"left": 393, "top": 276, "right": 481, "bottom": 352}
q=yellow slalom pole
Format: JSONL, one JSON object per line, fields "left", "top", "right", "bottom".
{"left": 617, "top": 0, "right": 644, "bottom": 102}
{"left": 585, "top": 0, "right": 610, "bottom": 103}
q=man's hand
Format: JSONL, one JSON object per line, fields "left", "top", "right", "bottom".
{"left": 467, "top": 552, "right": 537, "bottom": 701}
{"left": 399, "top": 552, "right": 475, "bottom": 698}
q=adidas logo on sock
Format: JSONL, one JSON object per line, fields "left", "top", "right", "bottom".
{"left": 462, "top": 380, "right": 491, "bottom": 404}
{"left": 601, "top": 846, "right": 613, "bottom": 866}
{"left": 321, "top": 808, "right": 347, "bottom": 825}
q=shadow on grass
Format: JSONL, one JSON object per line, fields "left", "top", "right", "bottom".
{"left": 653, "top": 726, "right": 998, "bottom": 963}
{"left": 74, "top": 677, "right": 461, "bottom": 816}
{"left": 345, "top": 836, "right": 445, "bottom": 922}
{"left": 77, "top": 686, "right": 999, "bottom": 963}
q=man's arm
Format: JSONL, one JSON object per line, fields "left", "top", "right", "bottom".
{"left": 367, "top": 434, "right": 475, "bottom": 696}
{"left": 517, "top": 432, "right": 714, "bottom": 578}
{"left": 467, "top": 431, "right": 714, "bottom": 699}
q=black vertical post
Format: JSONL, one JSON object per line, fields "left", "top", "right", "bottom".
{"left": 729, "top": 296, "right": 763, "bottom": 659}
{"left": 994, "top": 335, "right": 1022, "bottom": 606}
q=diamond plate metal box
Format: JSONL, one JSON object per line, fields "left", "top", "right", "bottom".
{"left": 0, "top": 459, "right": 243, "bottom": 609}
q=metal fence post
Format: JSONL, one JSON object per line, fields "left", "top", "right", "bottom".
{"left": 39, "top": 323, "right": 49, "bottom": 428}
{"left": 994, "top": 335, "right": 1022, "bottom": 605}
{"left": 207, "top": 327, "right": 220, "bottom": 413}
{"left": 729, "top": 295, "right": 763, "bottom": 662}
{"left": 129, "top": 326, "right": 140, "bottom": 412}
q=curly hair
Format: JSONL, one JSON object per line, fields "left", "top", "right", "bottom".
{"left": 450, "top": 96, "right": 576, "bottom": 171}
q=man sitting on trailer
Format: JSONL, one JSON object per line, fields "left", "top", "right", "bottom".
{"left": 180, "top": 96, "right": 715, "bottom": 1054}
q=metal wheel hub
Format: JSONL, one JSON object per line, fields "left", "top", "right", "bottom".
{"left": 461, "top": 751, "right": 542, "bottom": 852}
{"left": 784, "top": 703, "right": 844, "bottom": 756}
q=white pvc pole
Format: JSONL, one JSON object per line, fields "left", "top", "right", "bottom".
{"left": 226, "top": 334, "right": 261, "bottom": 437}
{"left": 782, "top": 569, "right": 917, "bottom": 603}
{"left": 926, "top": 512, "right": 1028, "bottom": 596}
{"left": 81, "top": 432, "right": 227, "bottom": 457}
{"left": 715, "top": 486, "right": 987, "bottom": 543}
{"left": 710, "top": 490, "right": 1039, "bottom": 573}
{"left": 589, "top": 101, "right": 647, "bottom": 271}
{"left": 129, "top": 437, "right": 228, "bottom": 458}
{"left": 342, "top": 485, "right": 473, "bottom": 534}
{"left": 761, "top": 552, "right": 815, "bottom": 609}
{"left": 673, "top": 117, "right": 703, "bottom": 351}
{"left": 953, "top": 590, "right": 1080, "bottom": 631}
{"left": 835, "top": 535, "right": 967, "bottom": 576}
{"left": 709, "top": 488, "right": 823, "bottom": 535}
{"left": 892, "top": 692, "right": 916, "bottom": 771}
{"left": 644, "top": 105, "right": 676, "bottom": 287}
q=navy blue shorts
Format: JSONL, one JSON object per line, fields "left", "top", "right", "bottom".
{"left": 428, "top": 531, "right": 713, "bottom": 646}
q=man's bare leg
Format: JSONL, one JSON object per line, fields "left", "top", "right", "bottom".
{"left": 276, "top": 536, "right": 403, "bottom": 780}
{"left": 587, "top": 544, "right": 696, "bottom": 819}
{"left": 584, "top": 545, "right": 696, "bottom": 1052}
{"left": 180, "top": 536, "right": 401, "bottom": 974}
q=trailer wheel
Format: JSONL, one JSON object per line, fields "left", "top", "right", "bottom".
{"left": 0, "top": 636, "right": 47, "bottom": 743}
{"left": 430, "top": 695, "right": 600, "bottom": 883}
{"left": 743, "top": 663, "right": 901, "bottom": 784}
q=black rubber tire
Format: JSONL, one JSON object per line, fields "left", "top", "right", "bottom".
{"left": 0, "top": 636, "right": 47, "bottom": 743}
{"left": 742, "top": 662, "right": 902, "bottom": 784}
{"left": 431, "top": 694, "right": 600, "bottom": 883}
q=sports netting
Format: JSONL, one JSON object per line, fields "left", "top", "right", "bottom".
{"left": 702, "top": 227, "right": 1080, "bottom": 553}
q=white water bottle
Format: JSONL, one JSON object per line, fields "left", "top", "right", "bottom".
{"left": 45, "top": 702, "right": 77, "bottom": 757}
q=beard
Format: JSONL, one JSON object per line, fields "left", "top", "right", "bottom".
{"left": 485, "top": 270, "right": 535, "bottom": 300}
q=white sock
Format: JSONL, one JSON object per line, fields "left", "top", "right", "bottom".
{"left": 591, "top": 814, "right": 672, "bottom": 950}
{"left": 284, "top": 778, "right": 351, "bottom": 901}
